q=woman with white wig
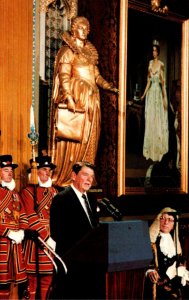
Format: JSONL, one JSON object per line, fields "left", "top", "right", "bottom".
{"left": 143, "top": 207, "right": 189, "bottom": 300}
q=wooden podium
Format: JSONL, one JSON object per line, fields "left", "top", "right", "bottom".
{"left": 63, "top": 220, "right": 153, "bottom": 299}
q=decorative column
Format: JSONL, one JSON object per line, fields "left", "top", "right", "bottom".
{"left": 39, "top": 0, "right": 55, "bottom": 80}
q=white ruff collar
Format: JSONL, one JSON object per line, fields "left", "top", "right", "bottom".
{"left": 160, "top": 232, "right": 176, "bottom": 258}
{"left": 2, "top": 179, "right": 16, "bottom": 191}
{"left": 38, "top": 177, "right": 52, "bottom": 188}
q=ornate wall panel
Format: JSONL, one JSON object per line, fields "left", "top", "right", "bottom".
{"left": 45, "top": 5, "right": 66, "bottom": 101}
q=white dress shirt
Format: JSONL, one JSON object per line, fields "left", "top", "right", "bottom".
{"left": 71, "top": 184, "right": 93, "bottom": 225}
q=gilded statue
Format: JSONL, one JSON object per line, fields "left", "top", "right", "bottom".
{"left": 49, "top": 16, "right": 118, "bottom": 186}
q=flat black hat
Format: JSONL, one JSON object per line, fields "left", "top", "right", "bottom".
{"left": 28, "top": 156, "right": 56, "bottom": 173}
{"left": 0, "top": 155, "right": 18, "bottom": 169}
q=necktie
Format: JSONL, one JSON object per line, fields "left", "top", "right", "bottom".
{"left": 82, "top": 194, "right": 95, "bottom": 227}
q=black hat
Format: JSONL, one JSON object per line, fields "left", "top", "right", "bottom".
{"left": 28, "top": 156, "right": 56, "bottom": 173}
{"left": 0, "top": 155, "right": 18, "bottom": 169}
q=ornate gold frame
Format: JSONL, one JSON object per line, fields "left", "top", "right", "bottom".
{"left": 118, "top": 0, "right": 189, "bottom": 196}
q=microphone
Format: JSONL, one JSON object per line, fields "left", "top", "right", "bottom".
{"left": 98, "top": 198, "right": 122, "bottom": 221}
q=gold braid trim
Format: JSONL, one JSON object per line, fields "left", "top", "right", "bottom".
{"left": 151, "top": 243, "right": 158, "bottom": 300}
{"left": 151, "top": 243, "right": 158, "bottom": 269}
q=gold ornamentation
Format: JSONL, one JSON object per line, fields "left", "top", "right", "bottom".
{"left": 152, "top": 39, "right": 159, "bottom": 46}
{"left": 39, "top": 0, "right": 77, "bottom": 17}
{"left": 151, "top": 0, "right": 168, "bottom": 15}
{"left": 12, "top": 193, "right": 21, "bottom": 223}
{"left": 68, "top": 0, "right": 77, "bottom": 19}
{"left": 40, "top": 0, "right": 56, "bottom": 13}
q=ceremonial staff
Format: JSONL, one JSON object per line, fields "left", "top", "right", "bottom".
{"left": 151, "top": 243, "right": 158, "bottom": 300}
{"left": 27, "top": 105, "right": 40, "bottom": 298}
{"left": 28, "top": 105, "right": 39, "bottom": 186}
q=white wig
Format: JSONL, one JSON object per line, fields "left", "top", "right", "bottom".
{"left": 149, "top": 207, "right": 182, "bottom": 255}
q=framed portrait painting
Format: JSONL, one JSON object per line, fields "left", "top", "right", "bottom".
{"left": 118, "top": 0, "right": 189, "bottom": 196}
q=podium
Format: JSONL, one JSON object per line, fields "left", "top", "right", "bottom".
{"left": 62, "top": 220, "right": 153, "bottom": 299}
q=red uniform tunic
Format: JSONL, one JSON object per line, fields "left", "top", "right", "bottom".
{"left": 21, "top": 185, "right": 57, "bottom": 274}
{"left": 0, "top": 186, "right": 28, "bottom": 284}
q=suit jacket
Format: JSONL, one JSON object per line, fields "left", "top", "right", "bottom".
{"left": 50, "top": 185, "right": 98, "bottom": 258}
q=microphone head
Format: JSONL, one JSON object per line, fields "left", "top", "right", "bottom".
{"left": 98, "top": 198, "right": 122, "bottom": 221}
{"left": 101, "top": 198, "right": 110, "bottom": 204}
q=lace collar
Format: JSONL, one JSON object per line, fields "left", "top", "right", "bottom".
{"left": 62, "top": 31, "right": 99, "bottom": 65}
{"left": 159, "top": 232, "right": 176, "bottom": 258}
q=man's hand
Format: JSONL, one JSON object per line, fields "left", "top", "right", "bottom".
{"left": 110, "top": 87, "right": 119, "bottom": 94}
{"left": 177, "top": 266, "right": 189, "bottom": 286}
{"left": 148, "top": 270, "right": 160, "bottom": 283}
{"left": 67, "top": 97, "right": 75, "bottom": 112}
{"left": 8, "top": 229, "right": 25, "bottom": 244}
{"left": 46, "top": 236, "right": 56, "bottom": 251}
{"left": 166, "top": 261, "right": 177, "bottom": 279}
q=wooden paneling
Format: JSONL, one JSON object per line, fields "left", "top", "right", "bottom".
{"left": 0, "top": 0, "right": 33, "bottom": 190}
{"left": 106, "top": 269, "right": 145, "bottom": 299}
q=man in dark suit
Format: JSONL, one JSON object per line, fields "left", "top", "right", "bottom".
{"left": 50, "top": 161, "right": 102, "bottom": 299}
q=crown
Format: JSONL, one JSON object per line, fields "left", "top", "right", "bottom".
{"left": 152, "top": 39, "right": 159, "bottom": 46}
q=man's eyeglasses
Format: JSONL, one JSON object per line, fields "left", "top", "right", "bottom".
{"left": 160, "top": 216, "right": 174, "bottom": 223}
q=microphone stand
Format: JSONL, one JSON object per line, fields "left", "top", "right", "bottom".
{"left": 98, "top": 198, "right": 122, "bottom": 221}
